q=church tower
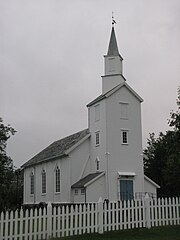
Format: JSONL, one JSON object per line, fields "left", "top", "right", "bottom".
{"left": 102, "top": 24, "right": 125, "bottom": 94}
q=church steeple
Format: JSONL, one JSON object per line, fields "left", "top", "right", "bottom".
{"left": 107, "top": 26, "right": 122, "bottom": 58}
{"left": 102, "top": 22, "right": 125, "bottom": 94}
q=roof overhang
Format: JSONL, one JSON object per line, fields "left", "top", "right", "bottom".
{"left": 118, "top": 172, "right": 136, "bottom": 177}
{"left": 144, "top": 175, "right": 160, "bottom": 188}
{"left": 84, "top": 172, "right": 105, "bottom": 187}
{"left": 87, "top": 81, "right": 143, "bottom": 107}
{"left": 65, "top": 133, "right": 91, "bottom": 155}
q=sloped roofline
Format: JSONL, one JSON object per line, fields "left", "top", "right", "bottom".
{"left": 71, "top": 172, "right": 105, "bottom": 189}
{"left": 65, "top": 133, "right": 90, "bottom": 155}
{"left": 144, "top": 175, "right": 160, "bottom": 188}
{"left": 87, "top": 82, "right": 143, "bottom": 107}
{"left": 84, "top": 172, "right": 105, "bottom": 187}
{"left": 21, "top": 129, "right": 90, "bottom": 169}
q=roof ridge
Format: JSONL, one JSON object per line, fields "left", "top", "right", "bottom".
{"left": 54, "top": 128, "right": 89, "bottom": 144}
{"left": 22, "top": 128, "right": 90, "bottom": 168}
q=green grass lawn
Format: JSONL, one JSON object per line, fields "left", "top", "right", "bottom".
{"left": 56, "top": 226, "right": 180, "bottom": 240}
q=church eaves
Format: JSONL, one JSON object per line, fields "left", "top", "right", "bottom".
{"left": 87, "top": 82, "right": 143, "bottom": 107}
{"left": 21, "top": 129, "right": 90, "bottom": 168}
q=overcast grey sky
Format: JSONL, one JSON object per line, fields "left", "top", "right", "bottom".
{"left": 1, "top": 0, "right": 180, "bottom": 168}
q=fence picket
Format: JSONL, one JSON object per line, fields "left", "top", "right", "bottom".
{"left": 4, "top": 211, "right": 8, "bottom": 239}
{"left": 9, "top": 211, "right": 13, "bottom": 240}
{"left": 61, "top": 205, "right": 65, "bottom": 237}
{"left": 14, "top": 209, "right": 18, "bottom": 240}
{"left": 25, "top": 209, "right": 29, "bottom": 239}
{"left": 29, "top": 208, "right": 33, "bottom": 240}
{"left": 70, "top": 205, "right": 74, "bottom": 236}
{"left": 42, "top": 207, "right": 47, "bottom": 239}
{"left": 57, "top": 206, "right": 61, "bottom": 238}
{"left": 114, "top": 202, "right": 117, "bottom": 230}
{"left": 161, "top": 198, "right": 165, "bottom": 226}
{"left": 19, "top": 208, "right": 24, "bottom": 240}
{"left": 52, "top": 207, "right": 56, "bottom": 238}
{"left": 176, "top": 197, "right": 180, "bottom": 225}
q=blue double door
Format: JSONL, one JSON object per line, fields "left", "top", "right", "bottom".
{"left": 120, "top": 180, "right": 134, "bottom": 201}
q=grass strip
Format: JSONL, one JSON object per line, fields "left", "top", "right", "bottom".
{"left": 51, "top": 225, "right": 180, "bottom": 240}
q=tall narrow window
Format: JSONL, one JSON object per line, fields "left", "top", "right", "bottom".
{"left": 96, "top": 157, "right": 100, "bottom": 172}
{"left": 121, "top": 130, "right": 128, "bottom": 144}
{"left": 30, "top": 171, "right": 34, "bottom": 195}
{"left": 55, "top": 166, "right": 60, "bottom": 193}
{"left": 95, "top": 132, "right": 100, "bottom": 146}
{"left": 42, "top": 169, "right": 46, "bottom": 194}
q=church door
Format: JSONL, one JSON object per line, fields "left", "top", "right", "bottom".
{"left": 120, "top": 180, "right": 134, "bottom": 201}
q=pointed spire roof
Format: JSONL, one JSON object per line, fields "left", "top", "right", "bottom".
{"left": 107, "top": 26, "right": 123, "bottom": 59}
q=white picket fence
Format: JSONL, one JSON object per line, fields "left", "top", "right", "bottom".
{"left": 0, "top": 196, "right": 180, "bottom": 240}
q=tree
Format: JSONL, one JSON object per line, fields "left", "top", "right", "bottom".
{"left": 0, "top": 118, "right": 17, "bottom": 211}
{"left": 144, "top": 87, "right": 180, "bottom": 197}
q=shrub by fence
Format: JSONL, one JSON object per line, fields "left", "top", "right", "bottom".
{"left": 0, "top": 195, "right": 180, "bottom": 240}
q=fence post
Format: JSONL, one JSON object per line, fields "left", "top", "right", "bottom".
{"left": 98, "top": 197, "right": 104, "bottom": 234}
{"left": 145, "top": 193, "right": 151, "bottom": 229}
{"left": 47, "top": 202, "right": 52, "bottom": 238}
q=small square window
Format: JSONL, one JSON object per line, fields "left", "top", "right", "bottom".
{"left": 74, "top": 189, "right": 78, "bottom": 195}
{"left": 81, "top": 188, "right": 85, "bottom": 195}
{"left": 95, "top": 132, "right": 100, "bottom": 146}
{"left": 122, "top": 130, "right": 128, "bottom": 144}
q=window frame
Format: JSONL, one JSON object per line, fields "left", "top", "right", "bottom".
{"left": 30, "top": 171, "right": 34, "bottom": 195}
{"left": 74, "top": 189, "right": 78, "bottom": 195}
{"left": 81, "top": 188, "right": 85, "bottom": 195}
{"left": 41, "top": 169, "right": 46, "bottom": 195}
{"left": 55, "top": 166, "right": 61, "bottom": 193}
{"left": 96, "top": 157, "right": 100, "bottom": 172}
{"left": 95, "top": 131, "right": 100, "bottom": 146}
{"left": 121, "top": 130, "right": 128, "bottom": 145}
{"left": 119, "top": 179, "right": 134, "bottom": 201}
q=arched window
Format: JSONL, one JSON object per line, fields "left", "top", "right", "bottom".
{"left": 55, "top": 166, "right": 60, "bottom": 193}
{"left": 42, "top": 169, "right": 46, "bottom": 194}
{"left": 30, "top": 171, "right": 34, "bottom": 195}
{"left": 96, "top": 157, "right": 100, "bottom": 172}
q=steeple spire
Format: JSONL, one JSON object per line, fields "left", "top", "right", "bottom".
{"left": 107, "top": 14, "right": 123, "bottom": 58}
{"left": 102, "top": 17, "right": 125, "bottom": 94}
{"left": 107, "top": 26, "right": 120, "bottom": 56}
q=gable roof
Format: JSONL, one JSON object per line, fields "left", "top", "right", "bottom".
{"left": 87, "top": 81, "right": 143, "bottom": 107}
{"left": 22, "top": 129, "right": 90, "bottom": 168}
{"left": 71, "top": 172, "right": 104, "bottom": 188}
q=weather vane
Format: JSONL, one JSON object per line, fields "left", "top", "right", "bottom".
{"left": 112, "top": 12, "right": 116, "bottom": 26}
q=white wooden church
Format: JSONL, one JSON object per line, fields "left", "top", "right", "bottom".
{"left": 22, "top": 24, "right": 159, "bottom": 204}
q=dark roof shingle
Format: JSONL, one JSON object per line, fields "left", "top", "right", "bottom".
{"left": 71, "top": 172, "right": 104, "bottom": 188}
{"left": 22, "top": 129, "right": 90, "bottom": 168}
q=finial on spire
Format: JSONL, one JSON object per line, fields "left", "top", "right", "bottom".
{"left": 112, "top": 12, "right": 116, "bottom": 26}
